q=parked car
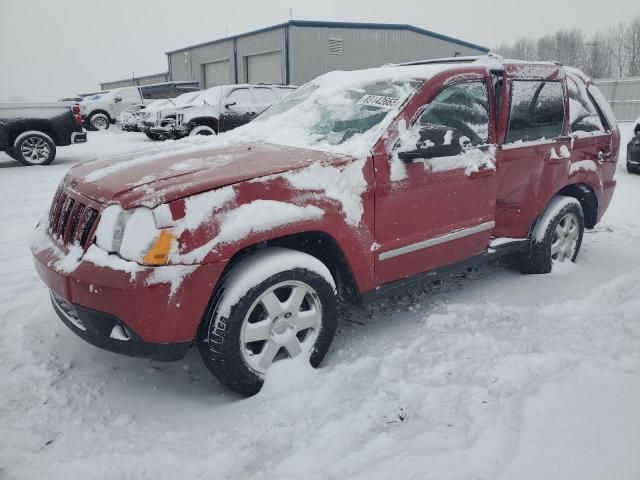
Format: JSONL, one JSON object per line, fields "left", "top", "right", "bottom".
{"left": 146, "top": 84, "right": 296, "bottom": 140}
{"left": 30, "top": 56, "right": 619, "bottom": 396}
{"left": 627, "top": 116, "right": 640, "bottom": 174}
{"left": 117, "top": 99, "right": 173, "bottom": 132}
{"left": 79, "top": 82, "right": 199, "bottom": 131}
{"left": 0, "top": 103, "right": 86, "bottom": 166}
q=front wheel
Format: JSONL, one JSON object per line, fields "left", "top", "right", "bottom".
{"left": 89, "top": 113, "right": 110, "bottom": 131}
{"left": 13, "top": 131, "right": 56, "bottom": 166}
{"left": 198, "top": 248, "right": 338, "bottom": 396}
{"left": 519, "top": 196, "right": 584, "bottom": 274}
{"left": 189, "top": 124, "right": 216, "bottom": 136}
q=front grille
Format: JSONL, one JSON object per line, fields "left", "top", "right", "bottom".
{"left": 48, "top": 187, "right": 99, "bottom": 248}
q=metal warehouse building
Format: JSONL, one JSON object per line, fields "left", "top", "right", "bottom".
{"left": 166, "top": 20, "right": 488, "bottom": 88}
{"left": 100, "top": 72, "right": 170, "bottom": 90}
{"left": 596, "top": 77, "right": 640, "bottom": 122}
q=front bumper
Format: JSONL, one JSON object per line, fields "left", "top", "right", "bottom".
{"left": 50, "top": 291, "right": 190, "bottom": 361}
{"left": 32, "top": 243, "right": 228, "bottom": 360}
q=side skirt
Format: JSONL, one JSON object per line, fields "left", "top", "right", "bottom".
{"left": 360, "top": 240, "right": 527, "bottom": 305}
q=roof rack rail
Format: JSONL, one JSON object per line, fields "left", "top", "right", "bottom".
{"left": 388, "top": 53, "right": 504, "bottom": 67}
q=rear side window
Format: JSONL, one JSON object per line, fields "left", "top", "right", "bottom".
{"left": 567, "top": 77, "right": 605, "bottom": 133}
{"left": 587, "top": 84, "right": 617, "bottom": 131}
{"left": 417, "top": 81, "right": 490, "bottom": 146}
{"left": 506, "top": 80, "right": 564, "bottom": 143}
{"left": 253, "top": 87, "right": 277, "bottom": 103}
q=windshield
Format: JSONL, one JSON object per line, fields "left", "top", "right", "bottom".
{"left": 250, "top": 73, "right": 421, "bottom": 152}
{"left": 173, "top": 91, "right": 201, "bottom": 106}
{"left": 184, "top": 87, "right": 220, "bottom": 107}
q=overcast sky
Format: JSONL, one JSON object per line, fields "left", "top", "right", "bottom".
{"left": 0, "top": 0, "right": 636, "bottom": 101}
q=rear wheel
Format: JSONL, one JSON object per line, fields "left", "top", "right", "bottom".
{"left": 89, "top": 113, "right": 110, "bottom": 131}
{"left": 13, "top": 132, "right": 56, "bottom": 166}
{"left": 519, "top": 196, "right": 584, "bottom": 274}
{"left": 198, "top": 248, "right": 338, "bottom": 396}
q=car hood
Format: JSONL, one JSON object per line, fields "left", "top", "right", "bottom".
{"left": 65, "top": 142, "right": 349, "bottom": 209}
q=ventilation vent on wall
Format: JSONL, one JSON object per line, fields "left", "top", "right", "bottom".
{"left": 328, "top": 37, "right": 344, "bottom": 55}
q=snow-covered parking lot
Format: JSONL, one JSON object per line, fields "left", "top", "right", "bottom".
{"left": 1, "top": 127, "right": 639, "bottom": 479}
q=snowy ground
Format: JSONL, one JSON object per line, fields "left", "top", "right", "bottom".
{"left": 1, "top": 127, "right": 639, "bottom": 479}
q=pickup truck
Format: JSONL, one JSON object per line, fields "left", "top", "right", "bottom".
{"left": 0, "top": 103, "right": 86, "bottom": 166}
{"left": 30, "top": 56, "right": 619, "bottom": 396}
{"left": 79, "top": 82, "right": 199, "bottom": 131}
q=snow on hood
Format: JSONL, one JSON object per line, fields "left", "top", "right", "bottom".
{"left": 67, "top": 64, "right": 466, "bottom": 207}
{"left": 65, "top": 141, "right": 346, "bottom": 208}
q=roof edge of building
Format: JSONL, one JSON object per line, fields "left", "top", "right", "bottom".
{"left": 164, "top": 20, "right": 489, "bottom": 55}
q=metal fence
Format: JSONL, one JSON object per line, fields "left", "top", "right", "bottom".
{"left": 595, "top": 77, "right": 640, "bottom": 122}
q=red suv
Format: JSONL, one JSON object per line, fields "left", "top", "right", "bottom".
{"left": 30, "top": 56, "right": 619, "bottom": 396}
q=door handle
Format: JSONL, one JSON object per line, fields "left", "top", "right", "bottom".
{"left": 468, "top": 165, "right": 494, "bottom": 178}
{"left": 598, "top": 151, "right": 612, "bottom": 163}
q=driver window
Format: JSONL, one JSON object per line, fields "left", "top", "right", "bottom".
{"left": 226, "top": 88, "right": 252, "bottom": 108}
{"left": 417, "top": 81, "right": 490, "bottom": 147}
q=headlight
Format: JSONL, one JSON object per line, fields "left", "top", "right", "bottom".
{"left": 95, "top": 205, "right": 175, "bottom": 266}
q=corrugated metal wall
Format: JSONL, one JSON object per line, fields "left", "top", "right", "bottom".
{"left": 236, "top": 27, "right": 286, "bottom": 83}
{"left": 100, "top": 73, "right": 168, "bottom": 90}
{"left": 168, "top": 40, "right": 234, "bottom": 87}
{"left": 165, "top": 24, "right": 487, "bottom": 89}
{"left": 288, "top": 27, "right": 486, "bottom": 85}
{"left": 596, "top": 77, "right": 640, "bottom": 122}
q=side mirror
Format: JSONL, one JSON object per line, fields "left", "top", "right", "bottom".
{"left": 225, "top": 100, "right": 237, "bottom": 109}
{"left": 397, "top": 125, "right": 464, "bottom": 162}
{"left": 114, "top": 96, "right": 122, "bottom": 103}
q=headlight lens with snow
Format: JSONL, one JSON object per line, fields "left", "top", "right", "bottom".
{"left": 95, "top": 205, "right": 175, "bottom": 266}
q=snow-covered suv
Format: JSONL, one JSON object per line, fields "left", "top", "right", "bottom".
{"left": 31, "top": 56, "right": 619, "bottom": 396}
{"left": 147, "top": 84, "right": 296, "bottom": 139}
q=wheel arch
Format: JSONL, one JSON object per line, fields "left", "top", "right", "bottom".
{"left": 213, "top": 231, "right": 360, "bottom": 304}
{"left": 188, "top": 116, "right": 218, "bottom": 133}
{"left": 555, "top": 183, "right": 598, "bottom": 229}
{"left": 7, "top": 122, "right": 59, "bottom": 148}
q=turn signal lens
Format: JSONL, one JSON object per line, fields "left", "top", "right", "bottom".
{"left": 143, "top": 231, "right": 174, "bottom": 266}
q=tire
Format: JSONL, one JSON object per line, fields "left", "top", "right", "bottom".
{"left": 189, "top": 124, "right": 216, "bottom": 136}
{"left": 627, "top": 162, "right": 640, "bottom": 174}
{"left": 13, "top": 131, "right": 56, "bottom": 166}
{"left": 518, "top": 196, "right": 584, "bottom": 274}
{"left": 89, "top": 112, "right": 110, "bottom": 131}
{"left": 145, "top": 132, "right": 163, "bottom": 141}
{"left": 198, "top": 248, "right": 338, "bottom": 397}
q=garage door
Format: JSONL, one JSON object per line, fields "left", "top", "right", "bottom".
{"left": 203, "top": 60, "right": 230, "bottom": 88}
{"left": 246, "top": 51, "right": 283, "bottom": 84}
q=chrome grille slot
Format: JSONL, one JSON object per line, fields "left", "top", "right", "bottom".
{"left": 47, "top": 189, "right": 100, "bottom": 249}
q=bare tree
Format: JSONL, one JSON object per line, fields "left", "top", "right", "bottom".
{"left": 608, "top": 23, "right": 628, "bottom": 77}
{"left": 585, "top": 31, "right": 612, "bottom": 79}
{"left": 552, "top": 29, "right": 586, "bottom": 68}
{"left": 625, "top": 15, "right": 640, "bottom": 76}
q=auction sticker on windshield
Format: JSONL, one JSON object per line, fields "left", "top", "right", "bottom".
{"left": 357, "top": 95, "right": 401, "bottom": 108}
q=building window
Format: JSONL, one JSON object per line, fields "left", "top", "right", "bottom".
{"left": 328, "top": 37, "right": 344, "bottom": 55}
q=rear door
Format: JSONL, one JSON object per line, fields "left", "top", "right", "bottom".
{"left": 566, "top": 75, "right": 618, "bottom": 180}
{"left": 493, "top": 75, "right": 570, "bottom": 238}
{"left": 251, "top": 86, "right": 278, "bottom": 115}
{"left": 374, "top": 75, "right": 499, "bottom": 284}
{"left": 219, "top": 87, "right": 256, "bottom": 132}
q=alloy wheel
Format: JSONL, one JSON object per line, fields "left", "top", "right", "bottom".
{"left": 551, "top": 213, "right": 579, "bottom": 262}
{"left": 240, "top": 280, "right": 322, "bottom": 374}
{"left": 20, "top": 136, "right": 50, "bottom": 164}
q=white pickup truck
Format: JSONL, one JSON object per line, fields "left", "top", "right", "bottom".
{"left": 79, "top": 82, "right": 199, "bottom": 131}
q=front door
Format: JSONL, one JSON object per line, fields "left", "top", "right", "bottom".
{"left": 219, "top": 87, "right": 257, "bottom": 132}
{"left": 374, "top": 79, "right": 498, "bottom": 285}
